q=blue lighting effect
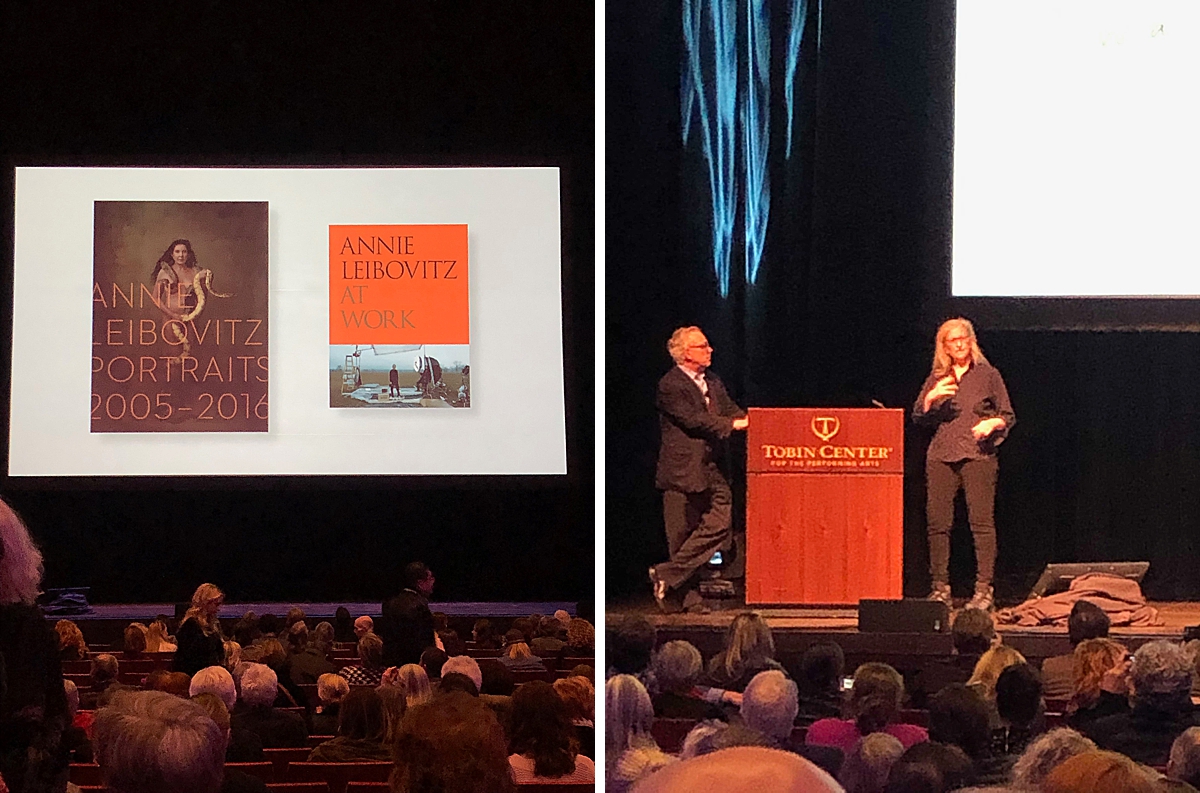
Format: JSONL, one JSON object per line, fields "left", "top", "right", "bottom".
{"left": 784, "top": 0, "right": 809, "bottom": 158}
{"left": 743, "top": 0, "right": 770, "bottom": 285}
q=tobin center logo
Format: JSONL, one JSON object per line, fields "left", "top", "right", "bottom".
{"left": 810, "top": 415, "right": 841, "bottom": 442}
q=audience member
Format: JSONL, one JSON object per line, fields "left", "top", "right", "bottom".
{"left": 1169, "top": 727, "right": 1200, "bottom": 789}
{"left": 81, "top": 654, "right": 126, "bottom": 709}
{"left": 808, "top": 663, "right": 928, "bottom": 753}
{"left": 390, "top": 693, "right": 516, "bottom": 793}
{"left": 192, "top": 691, "right": 264, "bottom": 764}
{"left": 440, "top": 655, "right": 483, "bottom": 693}
{"left": 353, "top": 614, "right": 374, "bottom": 640}
{"left": 792, "top": 641, "right": 846, "bottom": 723}
{"left": 1041, "top": 600, "right": 1111, "bottom": 701}
{"left": 223, "top": 641, "right": 241, "bottom": 670}
{"left": 651, "top": 640, "right": 727, "bottom": 720}
{"left": 635, "top": 746, "right": 842, "bottom": 793}
{"left": 148, "top": 671, "right": 193, "bottom": 699}
{"left": 839, "top": 732, "right": 904, "bottom": 793}
{"left": 928, "top": 684, "right": 1007, "bottom": 784}
{"left": 554, "top": 675, "right": 596, "bottom": 760}
{"left": 966, "top": 644, "right": 1026, "bottom": 711}
{"left": 333, "top": 606, "right": 355, "bottom": 643}
{"left": 572, "top": 663, "right": 595, "bottom": 683}
{"left": 377, "top": 684, "right": 407, "bottom": 744}
{"left": 507, "top": 680, "right": 595, "bottom": 783}
{"left": 389, "top": 663, "right": 434, "bottom": 709}
{"left": 62, "top": 679, "right": 94, "bottom": 762}
{"left": 420, "top": 646, "right": 448, "bottom": 680}
{"left": 499, "top": 635, "right": 549, "bottom": 673}
{"left": 482, "top": 663, "right": 516, "bottom": 696}
{"left": 993, "top": 663, "right": 1045, "bottom": 755}
{"left": 884, "top": 741, "right": 976, "bottom": 793}
{"left": 230, "top": 663, "right": 308, "bottom": 748}
{"left": 1067, "top": 638, "right": 1130, "bottom": 729}
{"left": 605, "top": 674, "right": 675, "bottom": 793}
{"left": 907, "top": 608, "right": 994, "bottom": 709}
{"left": 530, "top": 615, "right": 567, "bottom": 655}
{"left": 607, "top": 614, "right": 657, "bottom": 680}
{"left": 232, "top": 614, "right": 260, "bottom": 648}
{"left": 93, "top": 690, "right": 225, "bottom": 793}
{"left": 566, "top": 617, "right": 596, "bottom": 653}
{"left": 1040, "top": 748, "right": 1157, "bottom": 793}
{"left": 56, "top": 618, "right": 89, "bottom": 660}
{"left": 341, "top": 633, "right": 386, "bottom": 686}
{"left": 1009, "top": 728, "right": 1096, "bottom": 789}
{"left": 431, "top": 612, "right": 466, "bottom": 657}
{"left": 1085, "top": 639, "right": 1200, "bottom": 766}
{"left": 472, "top": 618, "right": 501, "bottom": 650}
{"left": 123, "top": 622, "right": 149, "bottom": 658}
{"left": 438, "top": 672, "right": 479, "bottom": 697}
{"left": 190, "top": 666, "right": 237, "bottom": 711}
{"left": 311, "top": 621, "right": 335, "bottom": 656}
{"left": 706, "top": 612, "right": 786, "bottom": 692}
{"left": 256, "top": 614, "right": 281, "bottom": 640}
{"left": 307, "top": 687, "right": 391, "bottom": 762}
{"left": 285, "top": 607, "right": 307, "bottom": 628}
{"left": 380, "top": 561, "right": 437, "bottom": 667}
{"left": 312, "top": 673, "right": 349, "bottom": 735}
{"left": 512, "top": 617, "right": 536, "bottom": 644}
{"left": 283, "top": 621, "right": 335, "bottom": 688}
{"left": 175, "top": 583, "right": 226, "bottom": 675}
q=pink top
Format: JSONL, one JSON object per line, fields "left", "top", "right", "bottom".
{"left": 805, "top": 718, "right": 928, "bottom": 754}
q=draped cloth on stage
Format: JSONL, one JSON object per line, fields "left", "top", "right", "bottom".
{"left": 996, "top": 572, "right": 1162, "bottom": 628}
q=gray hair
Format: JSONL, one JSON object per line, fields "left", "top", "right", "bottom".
{"left": 189, "top": 666, "right": 237, "bottom": 711}
{"left": 652, "top": 641, "right": 704, "bottom": 692}
{"left": 439, "top": 655, "right": 482, "bottom": 692}
{"left": 741, "top": 670, "right": 799, "bottom": 740}
{"left": 1170, "top": 726, "right": 1200, "bottom": 787}
{"left": 0, "top": 498, "right": 43, "bottom": 605}
{"left": 239, "top": 663, "right": 278, "bottom": 708}
{"left": 93, "top": 653, "right": 120, "bottom": 684}
{"left": 64, "top": 679, "right": 79, "bottom": 715}
{"left": 839, "top": 732, "right": 904, "bottom": 793}
{"left": 680, "top": 720, "right": 726, "bottom": 759}
{"left": 667, "top": 326, "right": 704, "bottom": 364}
{"left": 1131, "top": 640, "right": 1194, "bottom": 698}
{"left": 606, "top": 673, "right": 655, "bottom": 754}
{"left": 1010, "top": 727, "right": 1096, "bottom": 788}
{"left": 93, "top": 690, "right": 225, "bottom": 793}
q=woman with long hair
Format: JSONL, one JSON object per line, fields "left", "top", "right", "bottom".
{"left": 807, "top": 662, "right": 928, "bottom": 754}
{"left": 149, "top": 239, "right": 231, "bottom": 359}
{"left": 144, "top": 619, "right": 176, "bottom": 653}
{"left": 605, "top": 674, "right": 675, "bottom": 792}
{"left": 507, "top": 681, "right": 595, "bottom": 783}
{"left": 913, "top": 317, "right": 1015, "bottom": 611}
{"left": 1067, "top": 638, "right": 1130, "bottom": 729}
{"left": 56, "top": 620, "right": 89, "bottom": 661}
{"left": 706, "top": 611, "right": 784, "bottom": 691}
{"left": 307, "top": 687, "right": 391, "bottom": 762}
{"left": 967, "top": 644, "right": 1026, "bottom": 706}
{"left": 174, "top": 583, "right": 226, "bottom": 675}
{"left": 381, "top": 663, "right": 432, "bottom": 710}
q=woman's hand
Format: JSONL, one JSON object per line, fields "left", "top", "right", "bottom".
{"left": 971, "top": 417, "right": 1005, "bottom": 440}
{"left": 923, "top": 376, "right": 959, "bottom": 412}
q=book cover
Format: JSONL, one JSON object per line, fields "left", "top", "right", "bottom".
{"left": 91, "top": 201, "right": 269, "bottom": 432}
{"left": 329, "top": 224, "right": 470, "bottom": 408}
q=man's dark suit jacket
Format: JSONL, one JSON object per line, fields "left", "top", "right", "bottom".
{"left": 655, "top": 366, "right": 745, "bottom": 492}
{"left": 230, "top": 705, "right": 308, "bottom": 748}
{"left": 380, "top": 588, "right": 435, "bottom": 667}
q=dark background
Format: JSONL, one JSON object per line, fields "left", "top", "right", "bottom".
{"left": 608, "top": 0, "right": 1200, "bottom": 603}
{"left": 0, "top": 4, "right": 594, "bottom": 604}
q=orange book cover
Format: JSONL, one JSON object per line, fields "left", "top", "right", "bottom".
{"left": 328, "top": 224, "right": 470, "bottom": 408}
{"left": 91, "top": 201, "right": 269, "bottom": 432}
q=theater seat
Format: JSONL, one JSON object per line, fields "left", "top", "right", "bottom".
{"left": 286, "top": 762, "right": 392, "bottom": 793}
{"left": 651, "top": 718, "right": 699, "bottom": 754}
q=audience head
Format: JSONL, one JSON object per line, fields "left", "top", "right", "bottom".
{"left": 848, "top": 663, "right": 905, "bottom": 736}
{"left": 1040, "top": 749, "right": 1157, "bottom": 793}
{"left": 995, "top": 662, "right": 1042, "bottom": 728}
{"left": 571, "top": 664, "right": 594, "bottom": 683}
{"left": 93, "top": 690, "right": 225, "bottom": 793}
{"left": 1010, "top": 728, "right": 1097, "bottom": 789}
{"left": 511, "top": 618, "right": 535, "bottom": 643}
{"left": 92, "top": 653, "right": 120, "bottom": 686}
{"left": 312, "top": 621, "right": 334, "bottom": 652}
{"left": 123, "top": 623, "right": 148, "bottom": 655}
{"left": 1130, "top": 639, "right": 1194, "bottom": 705}
{"left": 637, "top": 745, "right": 842, "bottom": 793}
{"left": 188, "top": 666, "right": 236, "bottom": 711}
{"left": 537, "top": 614, "right": 566, "bottom": 640}
{"left": 232, "top": 614, "right": 259, "bottom": 647}
{"left": 0, "top": 497, "right": 43, "bottom": 605}
{"left": 223, "top": 640, "right": 241, "bottom": 669}
{"left": 966, "top": 644, "right": 1025, "bottom": 703}
{"left": 951, "top": 608, "right": 995, "bottom": 656}
{"left": 884, "top": 742, "right": 975, "bottom": 793}
{"left": 258, "top": 638, "right": 287, "bottom": 669}
{"left": 439, "top": 655, "right": 483, "bottom": 693}
{"left": 56, "top": 619, "right": 88, "bottom": 657}
{"left": 64, "top": 679, "right": 80, "bottom": 716}
{"left": 796, "top": 641, "right": 845, "bottom": 698}
{"left": 337, "top": 687, "right": 385, "bottom": 740}
{"left": 394, "top": 663, "right": 433, "bottom": 708}
{"left": 608, "top": 614, "right": 657, "bottom": 675}
{"left": 840, "top": 732, "right": 905, "bottom": 793}
{"left": 720, "top": 612, "right": 777, "bottom": 678}
{"left": 191, "top": 692, "right": 231, "bottom": 738}
{"left": 566, "top": 617, "right": 595, "bottom": 650}
{"left": 505, "top": 640, "right": 534, "bottom": 661}
{"left": 358, "top": 632, "right": 384, "bottom": 669}
{"left": 187, "top": 583, "right": 224, "bottom": 625}
{"left": 354, "top": 615, "right": 374, "bottom": 638}
{"left": 652, "top": 640, "right": 706, "bottom": 695}
{"left": 480, "top": 662, "right": 515, "bottom": 696}
{"left": 145, "top": 619, "right": 173, "bottom": 652}
{"left": 239, "top": 663, "right": 278, "bottom": 708}
{"left": 438, "top": 672, "right": 479, "bottom": 697}
{"left": 287, "top": 621, "right": 309, "bottom": 652}
{"left": 741, "top": 669, "right": 800, "bottom": 740}
{"left": 1169, "top": 726, "right": 1200, "bottom": 788}
{"left": 285, "top": 606, "right": 306, "bottom": 627}
{"left": 377, "top": 684, "right": 407, "bottom": 744}
{"left": 554, "top": 608, "right": 571, "bottom": 627}
{"left": 605, "top": 673, "right": 654, "bottom": 754}
{"left": 553, "top": 676, "right": 595, "bottom": 723}
{"left": 317, "top": 672, "right": 349, "bottom": 706}
{"left": 403, "top": 561, "right": 435, "bottom": 596}
{"left": 472, "top": 618, "right": 497, "bottom": 646}
{"left": 508, "top": 680, "right": 578, "bottom": 778}
{"left": 390, "top": 693, "right": 516, "bottom": 793}
{"left": 420, "top": 646, "right": 448, "bottom": 679}
{"left": 334, "top": 606, "right": 353, "bottom": 639}
{"left": 1067, "top": 599, "right": 1111, "bottom": 646}
{"left": 1070, "top": 638, "right": 1129, "bottom": 710}
{"left": 928, "top": 684, "right": 992, "bottom": 760}
{"left": 156, "top": 672, "right": 193, "bottom": 699}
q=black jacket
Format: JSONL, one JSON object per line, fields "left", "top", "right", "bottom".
{"left": 655, "top": 367, "right": 744, "bottom": 492}
{"left": 380, "top": 589, "right": 435, "bottom": 668}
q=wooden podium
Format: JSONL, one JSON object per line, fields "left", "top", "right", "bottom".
{"left": 746, "top": 407, "right": 905, "bottom": 605}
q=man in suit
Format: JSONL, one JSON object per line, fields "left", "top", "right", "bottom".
{"left": 380, "top": 561, "right": 437, "bottom": 667}
{"left": 649, "top": 326, "right": 747, "bottom": 611}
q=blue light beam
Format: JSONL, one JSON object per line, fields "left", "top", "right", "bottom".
{"left": 743, "top": 0, "right": 770, "bottom": 286}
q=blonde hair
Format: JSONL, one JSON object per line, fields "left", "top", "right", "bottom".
{"left": 0, "top": 498, "right": 43, "bottom": 605}
{"left": 56, "top": 620, "right": 89, "bottom": 658}
{"left": 145, "top": 621, "right": 171, "bottom": 653}
{"left": 931, "top": 317, "right": 989, "bottom": 378}
{"left": 719, "top": 612, "right": 776, "bottom": 681}
{"left": 507, "top": 642, "right": 534, "bottom": 661}
{"left": 1069, "top": 638, "right": 1127, "bottom": 711}
{"left": 968, "top": 644, "right": 1026, "bottom": 703}
{"left": 394, "top": 663, "right": 432, "bottom": 709}
{"left": 553, "top": 676, "right": 595, "bottom": 722}
{"left": 317, "top": 673, "right": 350, "bottom": 705}
{"left": 667, "top": 326, "right": 704, "bottom": 364}
{"left": 184, "top": 583, "right": 224, "bottom": 636}
{"left": 606, "top": 674, "right": 654, "bottom": 754}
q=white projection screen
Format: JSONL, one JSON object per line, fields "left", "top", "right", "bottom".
{"left": 11, "top": 167, "right": 567, "bottom": 476}
{"left": 953, "top": 1, "right": 1200, "bottom": 298}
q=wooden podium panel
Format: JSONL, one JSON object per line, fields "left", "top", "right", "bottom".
{"left": 746, "top": 408, "right": 904, "bottom": 605}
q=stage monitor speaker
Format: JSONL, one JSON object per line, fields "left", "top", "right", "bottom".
{"left": 1027, "top": 562, "right": 1150, "bottom": 599}
{"left": 858, "top": 599, "right": 949, "bottom": 633}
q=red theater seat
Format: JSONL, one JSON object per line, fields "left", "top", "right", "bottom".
{"left": 286, "top": 762, "right": 392, "bottom": 793}
{"left": 651, "top": 719, "right": 698, "bottom": 754}
{"left": 264, "top": 747, "right": 315, "bottom": 777}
